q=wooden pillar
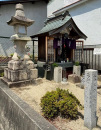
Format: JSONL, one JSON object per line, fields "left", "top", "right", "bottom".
{"left": 33, "top": 40, "right": 34, "bottom": 61}
{"left": 82, "top": 41, "right": 84, "bottom": 62}
{"left": 54, "top": 49, "right": 56, "bottom": 62}
{"left": 45, "top": 36, "right": 48, "bottom": 62}
{"left": 72, "top": 49, "right": 75, "bottom": 61}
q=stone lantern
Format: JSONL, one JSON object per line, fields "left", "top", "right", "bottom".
{"left": 8, "top": 3, "right": 34, "bottom": 60}
{"left": 2, "top": 4, "right": 38, "bottom": 87}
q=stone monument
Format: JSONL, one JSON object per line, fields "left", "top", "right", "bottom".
{"left": 73, "top": 65, "right": 81, "bottom": 76}
{"left": 61, "top": 68, "right": 68, "bottom": 84}
{"left": 2, "top": 3, "right": 38, "bottom": 87}
{"left": 54, "top": 67, "right": 62, "bottom": 83}
{"left": 84, "top": 69, "right": 97, "bottom": 129}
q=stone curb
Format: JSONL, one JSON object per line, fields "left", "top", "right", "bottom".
{"left": 0, "top": 80, "right": 57, "bottom": 130}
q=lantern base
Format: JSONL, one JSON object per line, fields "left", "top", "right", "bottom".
{"left": 1, "top": 77, "right": 34, "bottom": 88}
{"left": 3, "top": 59, "right": 38, "bottom": 87}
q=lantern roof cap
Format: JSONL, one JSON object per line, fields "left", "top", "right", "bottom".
{"left": 7, "top": 3, "right": 34, "bottom": 27}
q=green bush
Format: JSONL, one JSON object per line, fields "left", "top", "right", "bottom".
{"left": 75, "top": 61, "right": 79, "bottom": 66}
{"left": 10, "top": 53, "right": 14, "bottom": 57}
{"left": 29, "top": 54, "right": 33, "bottom": 59}
{"left": 52, "top": 63, "right": 58, "bottom": 67}
{"left": 0, "top": 72, "right": 4, "bottom": 77}
{"left": 40, "top": 88, "right": 83, "bottom": 119}
{"left": 40, "top": 91, "right": 59, "bottom": 119}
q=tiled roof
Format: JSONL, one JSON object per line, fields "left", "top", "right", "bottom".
{"left": 32, "top": 12, "right": 87, "bottom": 40}
{"left": 37, "top": 15, "right": 71, "bottom": 35}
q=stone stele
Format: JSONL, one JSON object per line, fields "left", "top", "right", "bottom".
{"left": 84, "top": 69, "right": 97, "bottom": 129}
{"left": 54, "top": 67, "right": 62, "bottom": 83}
{"left": 73, "top": 65, "right": 81, "bottom": 76}
{"left": 2, "top": 3, "right": 38, "bottom": 87}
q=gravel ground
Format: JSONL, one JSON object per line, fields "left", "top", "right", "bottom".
{"left": 0, "top": 123, "right": 4, "bottom": 130}
{"left": 11, "top": 78, "right": 101, "bottom": 130}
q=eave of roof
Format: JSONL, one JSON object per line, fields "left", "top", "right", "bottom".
{"left": 31, "top": 12, "right": 87, "bottom": 40}
{"left": 38, "top": 15, "right": 71, "bottom": 35}
{"left": 53, "top": 0, "right": 88, "bottom": 15}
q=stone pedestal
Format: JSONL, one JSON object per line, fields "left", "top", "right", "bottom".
{"left": 8, "top": 60, "right": 24, "bottom": 70}
{"left": 73, "top": 65, "right": 81, "bottom": 76}
{"left": 3, "top": 60, "right": 38, "bottom": 86}
{"left": 4, "top": 67, "right": 38, "bottom": 82}
{"left": 30, "top": 69, "right": 38, "bottom": 79}
{"left": 25, "top": 60, "right": 34, "bottom": 69}
{"left": 84, "top": 69, "right": 97, "bottom": 129}
{"left": 54, "top": 67, "right": 62, "bottom": 83}
{"left": 68, "top": 74, "right": 81, "bottom": 83}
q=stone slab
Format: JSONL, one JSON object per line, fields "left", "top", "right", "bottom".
{"left": 8, "top": 60, "right": 24, "bottom": 70}
{"left": 11, "top": 70, "right": 19, "bottom": 82}
{"left": 1, "top": 77, "right": 34, "bottom": 88}
{"left": 4, "top": 67, "right": 38, "bottom": 84}
{"left": 34, "top": 78, "right": 43, "bottom": 84}
{"left": 68, "top": 74, "right": 81, "bottom": 83}
{"left": 25, "top": 60, "right": 34, "bottom": 69}
{"left": 4, "top": 68, "right": 28, "bottom": 82}
{"left": 98, "top": 75, "right": 101, "bottom": 81}
{"left": 4, "top": 68, "right": 8, "bottom": 79}
{"left": 30, "top": 69, "right": 38, "bottom": 79}
{"left": 97, "top": 90, "right": 101, "bottom": 95}
{"left": 8, "top": 69, "right": 11, "bottom": 80}
{"left": 19, "top": 70, "right": 27, "bottom": 81}
{"left": 76, "top": 83, "right": 84, "bottom": 89}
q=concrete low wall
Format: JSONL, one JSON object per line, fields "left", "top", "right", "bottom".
{"left": 0, "top": 80, "right": 57, "bottom": 130}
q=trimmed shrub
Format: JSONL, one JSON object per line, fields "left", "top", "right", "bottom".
{"left": 40, "top": 91, "right": 59, "bottom": 119}
{"left": 40, "top": 88, "right": 83, "bottom": 119}
{"left": 0, "top": 72, "right": 4, "bottom": 77}
{"left": 75, "top": 61, "right": 79, "bottom": 66}
{"left": 52, "top": 63, "right": 58, "bottom": 67}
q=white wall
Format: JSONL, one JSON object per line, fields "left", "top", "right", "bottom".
{"left": 47, "top": 0, "right": 78, "bottom": 16}
{"left": 68, "top": 0, "right": 101, "bottom": 46}
{"left": 64, "top": 0, "right": 79, "bottom": 6}
{"left": 47, "top": 0, "right": 64, "bottom": 16}
{"left": 0, "top": 2, "right": 47, "bottom": 56}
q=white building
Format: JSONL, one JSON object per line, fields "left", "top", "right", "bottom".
{"left": 48, "top": 0, "right": 101, "bottom": 48}
{"left": 47, "top": 0, "right": 79, "bottom": 17}
{"left": 47, "top": 0, "right": 101, "bottom": 70}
